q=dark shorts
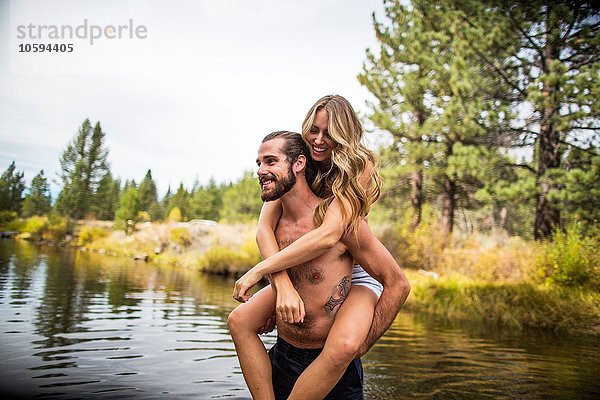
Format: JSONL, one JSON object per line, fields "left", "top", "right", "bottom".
{"left": 268, "top": 337, "right": 364, "bottom": 400}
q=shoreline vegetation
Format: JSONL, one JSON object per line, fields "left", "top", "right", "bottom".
{"left": 2, "top": 215, "right": 598, "bottom": 337}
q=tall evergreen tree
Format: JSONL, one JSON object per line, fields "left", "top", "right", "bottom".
{"left": 168, "top": 183, "right": 191, "bottom": 221}
{"left": 22, "top": 170, "right": 51, "bottom": 217}
{"left": 360, "top": 0, "right": 517, "bottom": 235}
{"left": 0, "top": 161, "right": 26, "bottom": 214}
{"left": 454, "top": 0, "right": 600, "bottom": 239}
{"left": 56, "top": 119, "right": 110, "bottom": 219}
{"left": 114, "top": 186, "right": 139, "bottom": 232}
{"left": 138, "top": 169, "right": 158, "bottom": 213}
{"left": 190, "top": 177, "right": 223, "bottom": 221}
{"left": 93, "top": 172, "right": 120, "bottom": 220}
{"left": 220, "top": 171, "right": 262, "bottom": 222}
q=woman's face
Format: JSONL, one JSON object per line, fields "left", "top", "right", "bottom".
{"left": 306, "top": 109, "right": 335, "bottom": 163}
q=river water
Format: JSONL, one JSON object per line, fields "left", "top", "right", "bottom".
{"left": 0, "top": 240, "right": 598, "bottom": 399}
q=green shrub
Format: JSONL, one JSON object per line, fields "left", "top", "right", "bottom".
{"left": 198, "top": 245, "right": 256, "bottom": 275}
{"left": 536, "top": 223, "right": 599, "bottom": 288}
{"left": 77, "top": 225, "right": 110, "bottom": 246}
{"left": 0, "top": 210, "right": 18, "bottom": 229}
{"left": 21, "top": 215, "right": 48, "bottom": 234}
{"left": 168, "top": 207, "right": 182, "bottom": 222}
{"left": 138, "top": 211, "right": 151, "bottom": 222}
{"left": 169, "top": 226, "right": 192, "bottom": 247}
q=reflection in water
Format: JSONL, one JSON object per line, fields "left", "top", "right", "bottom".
{"left": 0, "top": 240, "right": 598, "bottom": 399}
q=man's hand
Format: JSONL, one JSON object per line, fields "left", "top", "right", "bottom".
{"left": 233, "top": 267, "right": 263, "bottom": 302}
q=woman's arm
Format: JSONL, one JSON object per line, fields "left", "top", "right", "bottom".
{"left": 234, "top": 198, "right": 347, "bottom": 301}
{"left": 233, "top": 163, "right": 374, "bottom": 301}
{"left": 256, "top": 200, "right": 282, "bottom": 260}
{"left": 255, "top": 201, "right": 305, "bottom": 323}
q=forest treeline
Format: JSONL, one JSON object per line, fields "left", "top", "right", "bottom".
{"left": 1, "top": 0, "right": 598, "bottom": 241}
{"left": 0, "top": 119, "right": 263, "bottom": 230}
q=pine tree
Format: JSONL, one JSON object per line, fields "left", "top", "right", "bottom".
{"left": 22, "top": 170, "right": 51, "bottom": 217}
{"left": 168, "top": 183, "right": 191, "bottom": 221}
{"left": 0, "top": 161, "right": 26, "bottom": 214}
{"left": 138, "top": 169, "right": 158, "bottom": 213}
{"left": 454, "top": 0, "right": 600, "bottom": 239}
{"left": 190, "top": 177, "right": 223, "bottom": 221}
{"left": 360, "top": 0, "right": 517, "bottom": 235}
{"left": 114, "top": 186, "right": 139, "bottom": 232}
{"left": 93, "top": 172, "right": 120, "bottom": 220}
{"left": 221, "top": 171, "right": 262, "bottom": 222}
{"left": 56, "top": 119, "right": 110, "bottom": 219}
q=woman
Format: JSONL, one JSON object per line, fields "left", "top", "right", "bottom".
{"left": 229, "top": 95, "right": 392, "bottom": 400}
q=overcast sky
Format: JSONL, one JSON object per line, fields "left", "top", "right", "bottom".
{"left": 1, "top": 0, "right": 386, "bottom": 196}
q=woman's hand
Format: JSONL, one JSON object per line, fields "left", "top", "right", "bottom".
{"left": 233, "top": 266, "right": 263, "bottom": 302}
{"left": 257, "top": 315, "right": 277, "bottom": 334}
{"left": 275, "top": 284, "right": 305, "bottom": 324}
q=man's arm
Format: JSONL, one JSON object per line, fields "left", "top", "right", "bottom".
{"left": 341, "top": 220, "right": 410, "bottom": 356}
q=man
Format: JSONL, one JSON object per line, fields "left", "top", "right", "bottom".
{"left": 231, "top": 131, "right": 410, "bottom": 399}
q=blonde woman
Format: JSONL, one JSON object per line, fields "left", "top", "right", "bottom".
{"left": 229, "top": 95, "right": 409, "bottom": 399}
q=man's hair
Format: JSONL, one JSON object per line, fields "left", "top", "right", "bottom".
{"left": 262, "top": 131, "right": 316, "bottom": 185}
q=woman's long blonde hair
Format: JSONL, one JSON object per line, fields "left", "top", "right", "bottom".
{"left": 301, "top": 95, "right": 382, "bottom": 237}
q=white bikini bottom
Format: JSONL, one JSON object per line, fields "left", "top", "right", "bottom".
{"left": 352, "top": 264, "right": 383, "bottom": 299}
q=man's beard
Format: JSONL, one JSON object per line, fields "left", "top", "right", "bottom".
{"left": 260, "top": 167, "right": 296, "bottom": 201}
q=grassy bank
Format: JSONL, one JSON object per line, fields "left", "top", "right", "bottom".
{"left": 404, "top": 270, "right": 600, "bottom": 335}
{"left": 2, "top": 215, "right": 261, "bottom": 278}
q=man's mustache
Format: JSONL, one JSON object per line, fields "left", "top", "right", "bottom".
{"left": 259, "top": 173, "right": 277, "bottom": 184}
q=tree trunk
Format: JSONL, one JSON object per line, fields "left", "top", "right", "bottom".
{"left": 441, "top": 174, "right": 456, "bottom": 237}
{"left": 534, "top": 11, "right": 561, "bottom": 240}
{"left": 409, "top": 168, "right": 423, "bottom": 231}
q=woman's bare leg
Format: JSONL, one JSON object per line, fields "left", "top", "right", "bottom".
{"left": 227, "top": 286, "right": 277, "bottom": 400}
{"left": 288, "top": 286, "right": 378, "bottom": 399}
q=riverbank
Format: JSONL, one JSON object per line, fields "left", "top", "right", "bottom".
{"left": 403, "top": 270, "right": 599, "bottom": 336}
{"left": 4, "top": 217, "right": 599, "bottom": 336}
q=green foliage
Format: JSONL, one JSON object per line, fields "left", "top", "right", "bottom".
{"left": 190, "top": 178, "right": 222, "bottom": 221}
{"left": 138, "top": 169, "right": 158, "bottom": 213}
{"left": 77, "top": 225, "right": 110, "bottom": 246}
{"left": 45, "top": 213, "right": 68, "bottom": 241}
{"left": 359, "top": 0, "right": 518, "bottom": 235}
{"left": 0, "top": 210, "right": 18, "bottom": 229}
{"left": 220, "top": 171, "right": 262, "bottom": 222}
{"left": 536, "top": 223, "right": 599, "bottom": 289}
{"left": 361, "top": 0, "right": 599, "bottom": 239}
{"left": 137, "top": 211, "right": 151, "bottom": 222}
{"left": 168, "top": 184, "right": 191, "bottom": 221}
{"left": 167, "top": 206, "right": 182, "bottom": 222}
{"left": 56, "top": 119, "right": 110, "bottom": 219}
{"left": 409, "top": 273, "right": 600, "bottom": 334}
{"left": 198, "top": 240, "right": 260, "bottom": 276}
{"left": 148, "top": 201, "right": 165, "bottom": 221}
{"left": 0, "top": 161, "right": 26, "bottom": 214}
{"left": 114, "top": 187, "right": 139, "bottom": 231}
{"left": 21, "top": 215, "right": 49, "bottom": 235}
{"left": 93, "top": 172, "right": 120, "bottom": 220}
{"left": 22, "top": 170, "right": 51, "bottom": 217}
{"left": 548, "top": 152, "right": 600, "bottom": 233}
{"left": 454, "top": 0, "right": 599, "bottom": 239}
{"left": 168, "top": 226, "right": 191, "bottom": 247}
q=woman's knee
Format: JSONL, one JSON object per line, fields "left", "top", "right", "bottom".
{"left": 227, "top": 305, "right": 249, "bottom": 335}
{"left": 323, "top": 333, "right": 362, "bottom": 366}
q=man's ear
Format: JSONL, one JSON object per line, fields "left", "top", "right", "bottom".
{"left": 293, "top": 155, "right": 306, "bottom": 175}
